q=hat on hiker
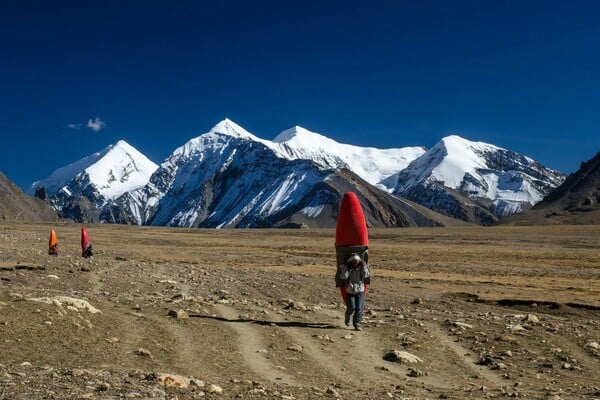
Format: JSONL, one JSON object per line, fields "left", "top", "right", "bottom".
{"left": 348, "top": 253, "right": 361, "bottom": 263}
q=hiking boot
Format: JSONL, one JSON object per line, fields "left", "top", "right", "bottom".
{"left": 354, "top": 324, "right": 362, "bottom": 331}
{"left": 344, "top": 314, "right": 350, "bottom": 326}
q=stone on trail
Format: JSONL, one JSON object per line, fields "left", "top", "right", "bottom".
{"left": 134, "top": 348, "right": 152, "bottom": 357}
{"left": 446, "top": 320, "right": 473, "bottom": 329}
{"left": 156, "top": 373, "right": 190, "bottom": 388}
{"left": 585, "top": 341, "right": 599, "bottom": 350}
{"left": 167, "top": 309, "right": 189, "bottom": 319}
{"left": 207, "top": 383, "right": 223, "bottom": 394}
{"left": 26, "top": 296, "right": 101, "bottom": 314}
{"left": 383, "top": 350, "right": 423, "bottom": 364}
{"left": 526, "top": 314, "right": 540, "bottom": 324}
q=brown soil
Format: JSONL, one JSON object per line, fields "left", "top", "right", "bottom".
{"left": 1, "top": 222, "right": 599, "bottom": 399}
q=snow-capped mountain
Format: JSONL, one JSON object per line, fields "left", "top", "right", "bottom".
{"left": 116, "top": 119, "right": 442, "bottom": 228}
{"left": 28, "top": 119, "right": 566, "bottom": 227}
{"left": 273, "top": 126, "right": 425, "bottom": 188}
{"left": 384, "top": 135, "right": 565, "bottom": 223}
{"left": 29, "top": 140, "right": 158, "bottom": 221}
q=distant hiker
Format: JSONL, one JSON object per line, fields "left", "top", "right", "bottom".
{"left": 48, "top": 243, "right": 58, "bottom": 256}
{"left": 48, "top": 229, "right": 58, "bottom": 256}
{"left": 339, "top": 253, "right": 370, "bottom": 331}
{"left": 82, "top": 243, "right": 93, "bottom": 259}
{"left": 81, "top": 226, "right": 92, "bottom": 259}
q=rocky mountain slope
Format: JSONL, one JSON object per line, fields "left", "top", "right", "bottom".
{"left": 118, "top": 120, "right": 445, "bottom": 228}
{"left": 385, "top": 135, "right": 565, "bottom": 225}
{"left": 0, "top": 171, "right": 59, "bottom": 221}
{"left": 506, "top": 151, "right": 600, "bottom": 225}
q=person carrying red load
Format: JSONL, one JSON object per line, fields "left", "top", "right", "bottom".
{"left": 339, "top": 252, "right": 370, "bottom": 331}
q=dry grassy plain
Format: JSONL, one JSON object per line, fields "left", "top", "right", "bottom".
{"left": 1, "top": 222, "right": 599, "bottom": 399}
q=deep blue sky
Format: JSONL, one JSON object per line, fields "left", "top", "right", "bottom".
{"left": 2, "top": 0, "right": 599, "bottom": 190}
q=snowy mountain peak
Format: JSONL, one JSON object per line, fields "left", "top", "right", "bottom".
{"left": 209, "top": 118, "right": 255, "bottom": 139}
{"left": 85, "top": 140, "right": 158, "bottom": 199}
{"left": 440, "top": 134, "right": 501, "bottom": 153}
{"left": 391, "top": 134, "right": 565, "bottom": 220}
{"left": 29, "top": 140, "right": 158, "bottom": 202}
{"left": 173, "top": 119, "right": 278, "bottom": 159}
{"left": 273, "top": 125, "right": 426, "bottom": 188}
{"left": 274, "top": 125, "right": 330, "bottom": 144}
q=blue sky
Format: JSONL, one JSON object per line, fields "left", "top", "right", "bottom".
{"left": 1, "top": 0, "right": 599, "bottom": 190}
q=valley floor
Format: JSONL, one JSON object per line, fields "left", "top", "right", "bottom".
{"left": 1, "top": 223, "right": 599, "bottom": 399}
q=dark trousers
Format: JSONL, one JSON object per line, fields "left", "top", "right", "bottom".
{"left": 345, "top": 291, "right": 364, "bottom": 327}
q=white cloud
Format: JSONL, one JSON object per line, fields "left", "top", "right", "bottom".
{"left": 87, "top": 117, "right": 107, "bottom": 132}
{"left": 67, "top": 123, "right": 82, "bottom": 130}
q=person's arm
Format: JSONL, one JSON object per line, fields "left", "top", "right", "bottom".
{"left": 340, "top": 264, "right": 350, "bottom": 280}
{"left": 363, "top": 264, "right": 370, "bottom": 279}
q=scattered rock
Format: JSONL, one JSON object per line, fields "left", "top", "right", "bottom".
{"left": 287, "top": 345, "right": 303, "bottom": 352}
{"left": 383, "top": 350, "right": 422, "bottom": 364}
{"left": 526, "top": 314, "right": 540, "bottom": 324}
{"left": 207, "top": 384, "right": 223, "bottom": 394}
{"left": 156, "top": 373, "right": 190, "bottom": 388}
{"left": 496, "top": 334, "right": 518, "bottom": 343}
{"left": 134, "top": 348, "right": 152, "bottom": 357}
{"left": 585, "top": 341, "right": 599, "bottom": 350}
{"left": 167, "top": 309, "right": 189, "bottom": 319}
{"left": 446, "top": 320, "right": 473, "bottom": 329}
{"left": 26, "top": 296, "right": 101, "bottom": 314}
{"left": 506, "top": 324, "right": 527, "bottom": 333}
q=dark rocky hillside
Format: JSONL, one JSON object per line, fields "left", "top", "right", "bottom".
{"left": 504, "top": 152, "right": 600, "bottom": 225}
{"left": 0, "top": 171, "right": 59, "bottom": 221}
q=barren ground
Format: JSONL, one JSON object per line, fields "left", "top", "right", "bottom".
{"left": 1, "top": 222, "right": 599, "bottom": 399}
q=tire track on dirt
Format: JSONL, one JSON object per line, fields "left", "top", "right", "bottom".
{"left": 317, "top": 308, "right": 508, "bottom": 391}
{"left": 423, "top": 321, "right": 506, "bottom": 388}
{"left": 213, "top": 304, "right": 300, "bottom": 386}
{"left": 314, "top": 308, "right": 412, "bottom": 385}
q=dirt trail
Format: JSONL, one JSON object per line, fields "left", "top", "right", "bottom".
{"left": 213, "top": 304, "right": 300, "bottom": 386}
{"left": 315, "top": 308, "right": 411, "bottom": 384}
{"left": 423, "top": 321, "right": 507, "bottom": 388}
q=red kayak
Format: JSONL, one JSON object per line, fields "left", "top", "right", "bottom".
{"left": 335, "top": 192, "right": 369, "bottom": 304}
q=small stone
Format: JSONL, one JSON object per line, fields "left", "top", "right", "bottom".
{"left": 507, "top": 324, "right": 527, "bottom": 332}
{"left": 383, "top": 350, "right": 422, "bottom": 363}
{"left": 407, "top": 367, "right": 423, "bottom": 377}
{"left": 495, "top": 362, "right": 509, "bottom": 370}
{"left": 326, "top": 387, "right": 340, "bottom": 397}
{"left": 287, "top": 345, "right": 303, "bottom": 352}
{"left": 207, "top": 384, "right": 223, "bottom": 394}
{"left": 585, "top": 341, "right": 599, "bottom": 350}
{"left": 157, "top": 373, "right": 190, "bottom": 388}
{"left": 167, "top": 309, "right": 189, "bottom": 319}
{"left": 526, "top": 314, "right": 540, "bottom": 324}
{"left": 447, "top": 320, "right": 473, "bottom": 329}
{"left": 134, "top": 348, "right": 151, "bottom": 357}
{"left": 496, "top": 334, "right": 518, "bottom": 343}
{"left": 190, "top": 378, "right": 205, "bottom": 387}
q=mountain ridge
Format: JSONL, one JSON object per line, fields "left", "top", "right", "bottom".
{"left": 26, "top": 118, "right": 567, "bottom": 227}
